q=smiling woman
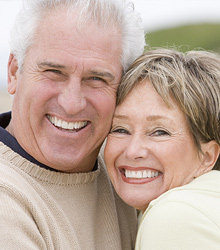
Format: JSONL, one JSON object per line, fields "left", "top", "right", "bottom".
{"left": 104, "top": 48, "right": 220, "bottom": 250}
{"left": 105, "top": 79, "right": 207, "bottom": 210}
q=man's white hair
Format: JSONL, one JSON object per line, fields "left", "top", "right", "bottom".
{"left": 10, "top": 0, "right": 146, "bottom": 72}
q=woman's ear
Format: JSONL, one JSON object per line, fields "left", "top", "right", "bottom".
{"left": 8, "top": 53, "right": 19, "bottom": 95}
{"left": 200, "top": 141, "right": 220, "bottom": 174}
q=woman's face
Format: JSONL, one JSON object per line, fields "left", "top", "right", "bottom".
{"left": 104, "top": 79, "right": 205, "bottom": 211}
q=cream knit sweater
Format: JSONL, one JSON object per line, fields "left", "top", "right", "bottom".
{"left": 135, "top": 171, "right": 220, "bottom": 250}
{"left": 0, "top": 142, "right": 137, "bottom": 250}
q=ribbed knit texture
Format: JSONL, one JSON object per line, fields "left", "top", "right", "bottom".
{"left": 0, "top": 142, "right": 137, "bottom": 250}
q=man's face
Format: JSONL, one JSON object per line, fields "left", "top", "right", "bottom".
{"left": 7, "top": 9, "right": 123, "bottom": 172}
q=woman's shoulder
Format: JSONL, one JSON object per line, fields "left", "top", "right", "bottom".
{"left": 137, "top": 198, "right": 220, "bottom": 250}
{"left": 147, "top": 170, "right": 220, "bottom": 216}
{"left": 136, "top": 172, "right": 220, "bottom": 250}
{"left": 149, "top": 170, "right": 220, "bottom": 209}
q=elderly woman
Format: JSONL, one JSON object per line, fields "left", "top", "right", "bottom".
{"left": 104, "top": 48, "right": 220, "bottom": 249}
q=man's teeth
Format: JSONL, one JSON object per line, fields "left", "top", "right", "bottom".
{"left": 125, "top": 169, "right": 159, "bottom": 179}
{"left": 48, "top": 115, "right": 87, "bottom": 130}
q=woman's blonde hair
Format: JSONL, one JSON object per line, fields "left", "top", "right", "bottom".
{"left": 117, "top": 48, "right": 220, "bottom": 169}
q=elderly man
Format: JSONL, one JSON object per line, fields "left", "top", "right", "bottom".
{"left": 0, "top": 0, "right": 145, "bottom": 249}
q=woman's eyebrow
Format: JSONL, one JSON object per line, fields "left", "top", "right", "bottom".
{"left": 146, "top": 115, "right": 168, "bottom": 121}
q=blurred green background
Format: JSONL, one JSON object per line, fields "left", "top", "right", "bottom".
{"left": 145, "top": 23, "right": 220, "bottom": 53}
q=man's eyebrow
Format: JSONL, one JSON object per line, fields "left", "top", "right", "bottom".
{"left": 38, "top": 62, "right": 66, "bottom": 69}
{"left": 88, "top": 70, "right": 115, "bottom": 81}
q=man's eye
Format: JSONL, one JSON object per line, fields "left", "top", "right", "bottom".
{"left": 43, "top": 69, "right": 68, "bottom": 81}
{"left": 92, "top": 77, "right": 103, "bottom": 81}
{"left": 84, "top": 77, "right": 108, "bottom": 88}
{"left": 45, "top": 69, "right": 62, "bottom": 74}
{"left": 90, "top": 77, "right": 107, "bottom": 84}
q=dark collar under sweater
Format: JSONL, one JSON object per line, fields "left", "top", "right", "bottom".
{"left": 0, "top": 111, "right": 58, "bottom": 171}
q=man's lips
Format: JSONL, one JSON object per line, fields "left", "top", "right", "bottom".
{"left": 47, "top": 115, "right": 88, "bottom": 132}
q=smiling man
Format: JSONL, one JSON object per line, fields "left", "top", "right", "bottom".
{"left": 0, "top": 0, "right": 145, "bottom": 249}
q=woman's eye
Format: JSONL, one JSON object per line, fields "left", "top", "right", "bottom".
{"left": 111, "top": 128, "right": 129, "bottom": 135}
{"left": 151, "top": 130, "right": 170, "bottom": 136}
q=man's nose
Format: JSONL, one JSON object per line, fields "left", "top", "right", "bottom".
{"left": 58, "top": 79, "right": 87, "bottom": 115}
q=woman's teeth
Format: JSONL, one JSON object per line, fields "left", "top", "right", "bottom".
{"left": 125, "top": 169, "right": 159, "bottom": 179}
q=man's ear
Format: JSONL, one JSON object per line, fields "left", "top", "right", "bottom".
{"left": 8, "top": 53, "right": 19, "bottom": 95}
{"left": 200, "top": 141, "right": 220, "bottom": 174}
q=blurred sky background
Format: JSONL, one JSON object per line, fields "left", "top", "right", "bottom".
{"left": 1, "top": 0, "right": 220, "bottom": 90}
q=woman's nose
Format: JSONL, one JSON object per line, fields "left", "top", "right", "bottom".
{"left": 125, "top": 136, "right": 149, "bottom": 160}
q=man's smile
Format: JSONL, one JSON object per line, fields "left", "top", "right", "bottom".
{"left": 47, "top": 115, "right": 88, "bottom": 132}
